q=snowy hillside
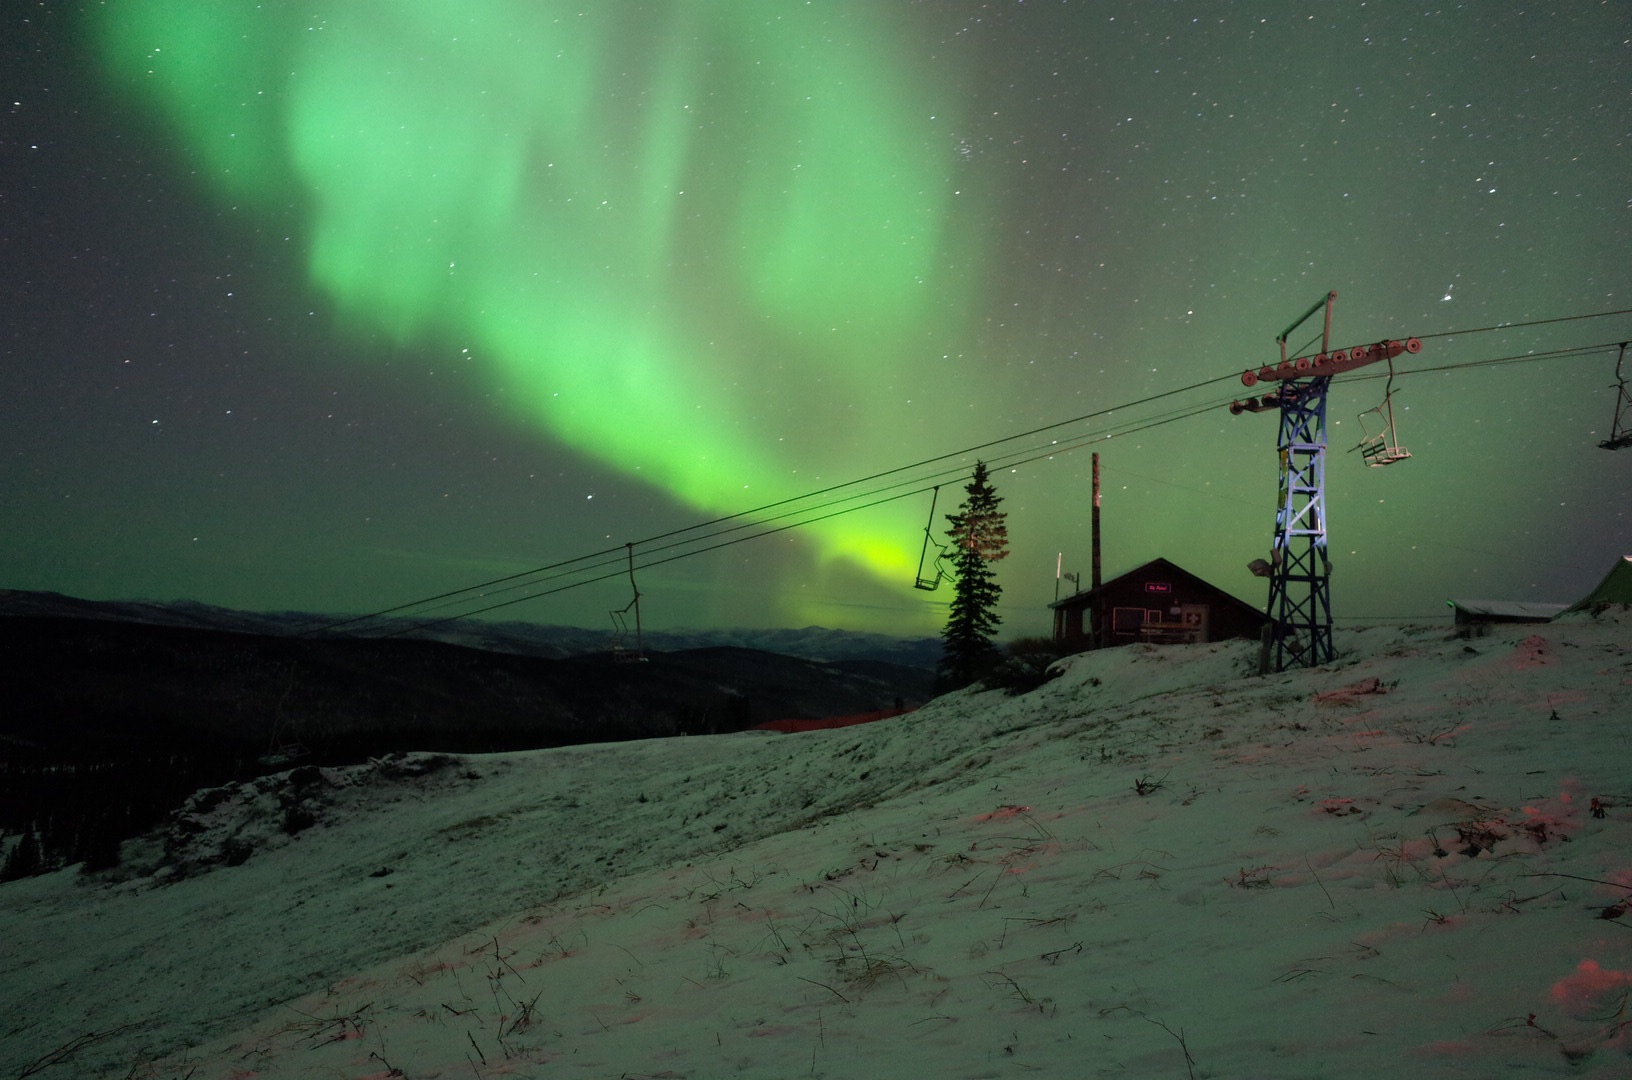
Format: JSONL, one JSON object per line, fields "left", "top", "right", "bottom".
{"left": 4, "top": 615, "right": 1631, "bottom": 1079}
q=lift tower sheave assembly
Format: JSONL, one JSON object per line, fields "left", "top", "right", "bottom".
{"left": 1231, "top": 291, "right": 1422, "bottom": 673}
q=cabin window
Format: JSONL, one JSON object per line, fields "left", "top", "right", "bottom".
{"left": 1111, "top": 607, "right": 1146, "bottom": 635}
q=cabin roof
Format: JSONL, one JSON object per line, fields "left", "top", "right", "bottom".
{"left": 1050, "top": 556, "right": 1261, "bottom": 619}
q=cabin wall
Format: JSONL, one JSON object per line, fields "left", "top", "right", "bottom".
{"left": 1053, "top": 566, "right": 1265, "bottom": 649}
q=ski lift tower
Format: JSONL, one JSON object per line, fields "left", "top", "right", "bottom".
{"left": 1230, "top": 291, "right": 1421, "bottom": 672}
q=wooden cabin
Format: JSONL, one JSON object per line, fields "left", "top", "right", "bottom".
{"left": 1050, "top": 557, "right": 1268, "bottom": 651}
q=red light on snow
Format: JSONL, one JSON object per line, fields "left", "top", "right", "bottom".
{"left": 972, "top": 804, "right": 1031, "bottom": 823}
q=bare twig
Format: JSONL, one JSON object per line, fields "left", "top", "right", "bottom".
{"left": 1524, "top": 871, "right": 1632, "bottom": 892}
{"left": 1486, "top": 1013, "right": 1558, "bottom": 1040}
{"left": 17, "top": 1027, "right": 137, "bottom": 1079}
{"left": 1100, "top": 1007, "right": 1196, "bottom": 1080}
{"left": 489, "top": 936, "right": 524, "bottom": 981}
{"left": 367, "top": 1050, "right": 405, "bottom": 1077}
{"left": 985, "top": 969, "right": 1035, "bottom": 1006}
{"left": 1141, "top": 1015, "right": 1197, "bottom": 1080}
{"left": 977, "top": 867, "right": 1008, "bottom": 908}
{"left": 1304, "top": 854, "right": 1336, "bottom": 910}
{"left": 501, "top": 990, "right": 545, "bottom": 1037}
{"left": 1134, "top": 772, "right": 1170, "bottom": 797}
{"left": 798, "top": 976, "right": 850, "bottom": 1004}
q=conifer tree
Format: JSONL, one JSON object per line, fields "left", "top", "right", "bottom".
{"left": 1, "top": 829, "right": 42, "bottom": 883}
{"left": 938, "top": 460, "right": 1009, "bottom": 689}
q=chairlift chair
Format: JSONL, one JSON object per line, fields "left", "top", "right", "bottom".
{"left": 609, "top": 543, "right": 647, "bottom": 661}
{"left": 258, "top": 665, "right": 309, "bottom": 769}
{"left": 1354, "top": 359, "right": 1410, "bottom": 467}
{"left": 913, "top": 486, "right": 953, "bottom": 590}
{"left": 1355, "top": 403, "right": 1410, "bottom": 466}
{"left": 609, "top": 605, "right": 638, "bottom": 660}
{"left": 1599, "top": 342, "right": 1632, "bottom": 451}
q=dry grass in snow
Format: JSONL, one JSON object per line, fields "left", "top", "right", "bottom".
{"left": 3, "top": 614, "right": 1630, "bottom": 1079}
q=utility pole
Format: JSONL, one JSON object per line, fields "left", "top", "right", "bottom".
{"left": 1091, "top": 451, "right": 1103, "bottom": 649}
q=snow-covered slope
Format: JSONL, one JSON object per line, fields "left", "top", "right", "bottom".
{"left": 4, "top": 616, "right": 1630, "bottom": 1079}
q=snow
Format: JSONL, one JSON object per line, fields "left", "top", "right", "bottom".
{"left": 4, "top": 615, "right": 1631, "bottom": 1079}
{"left": 1448, "top": 600, "right": 1570, "bottom": 621}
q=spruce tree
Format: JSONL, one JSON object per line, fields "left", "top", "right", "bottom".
{"left": 938, "top": 460, "right": 1009, "bottom": 689}
{"left": 1, "top": 829, "right": 42, "bottom": 883}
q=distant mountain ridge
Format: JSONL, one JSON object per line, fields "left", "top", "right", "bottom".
{"left": 0, "top": 589, "right": 942, "bottom": 669}
{"left": 0, "top": 589, "right": 939, "bottom": 881}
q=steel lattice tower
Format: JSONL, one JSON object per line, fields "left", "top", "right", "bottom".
{"left": 1231, "top": 291, "right": 1421, "bottom": 673}
{"left": 1265, "top": 375, "right": 1335, "bottom": 670}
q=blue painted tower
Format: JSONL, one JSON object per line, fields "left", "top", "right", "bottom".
{"left": 1231, "top": 292, "right": 1421, "bottom": 672}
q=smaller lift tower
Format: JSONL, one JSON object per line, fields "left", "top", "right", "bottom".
{"left": 1231, "top": 292, "right": 1421, "bottom": 672}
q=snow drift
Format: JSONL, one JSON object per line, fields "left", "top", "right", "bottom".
{"left": 3, "top": 613, "right": 1630, "bottom": 1079}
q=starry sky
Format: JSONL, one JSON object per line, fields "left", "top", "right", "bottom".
{"left": 4, "top": 1, "right": 1629, "bottom": 639}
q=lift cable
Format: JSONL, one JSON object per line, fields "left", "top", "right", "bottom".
{"left": 1410, "top": 307, "right": 1632, "bottom": 343}
{"left": 1338, "top": 339, "right": 1625, "bottom": 383}
{"left": 308, "top": 309, "right": 1632, "bottom": 637}
{"left": 303, "top": 368, "right": 1246, "bottom": 639}
{"left": 304, "top": 380, "right": 1245, "bottom": 636}
{"left": 352, "top": 397, "right": 1237, "bottom": 638}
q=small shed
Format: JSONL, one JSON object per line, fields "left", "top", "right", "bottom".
{"left": 1448, "top": 599, "right": 1569, "bottom": 624}
{"left": 1050, "top": 557, "right": 1268, "bottom": 650}
{"left": 1447, "top": 599, "right": 1568, "bottom": 635}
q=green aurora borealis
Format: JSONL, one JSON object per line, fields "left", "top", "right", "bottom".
{"left": 95, "top": 0, "right": 977, "bottom": 588}
{"left": 4, "top": 1, "right": 1629, "bottom": 635}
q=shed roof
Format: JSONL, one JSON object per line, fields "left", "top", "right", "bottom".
{"left": 1050, "top": 556, "right": 1261, "bottom": 618}
{"left": 1447, "top": 599, "right": 1568, "bottom": 621}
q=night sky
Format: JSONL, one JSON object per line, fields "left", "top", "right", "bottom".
{"left": 5, "top": 1, "right": 1629, "bottom": 639}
